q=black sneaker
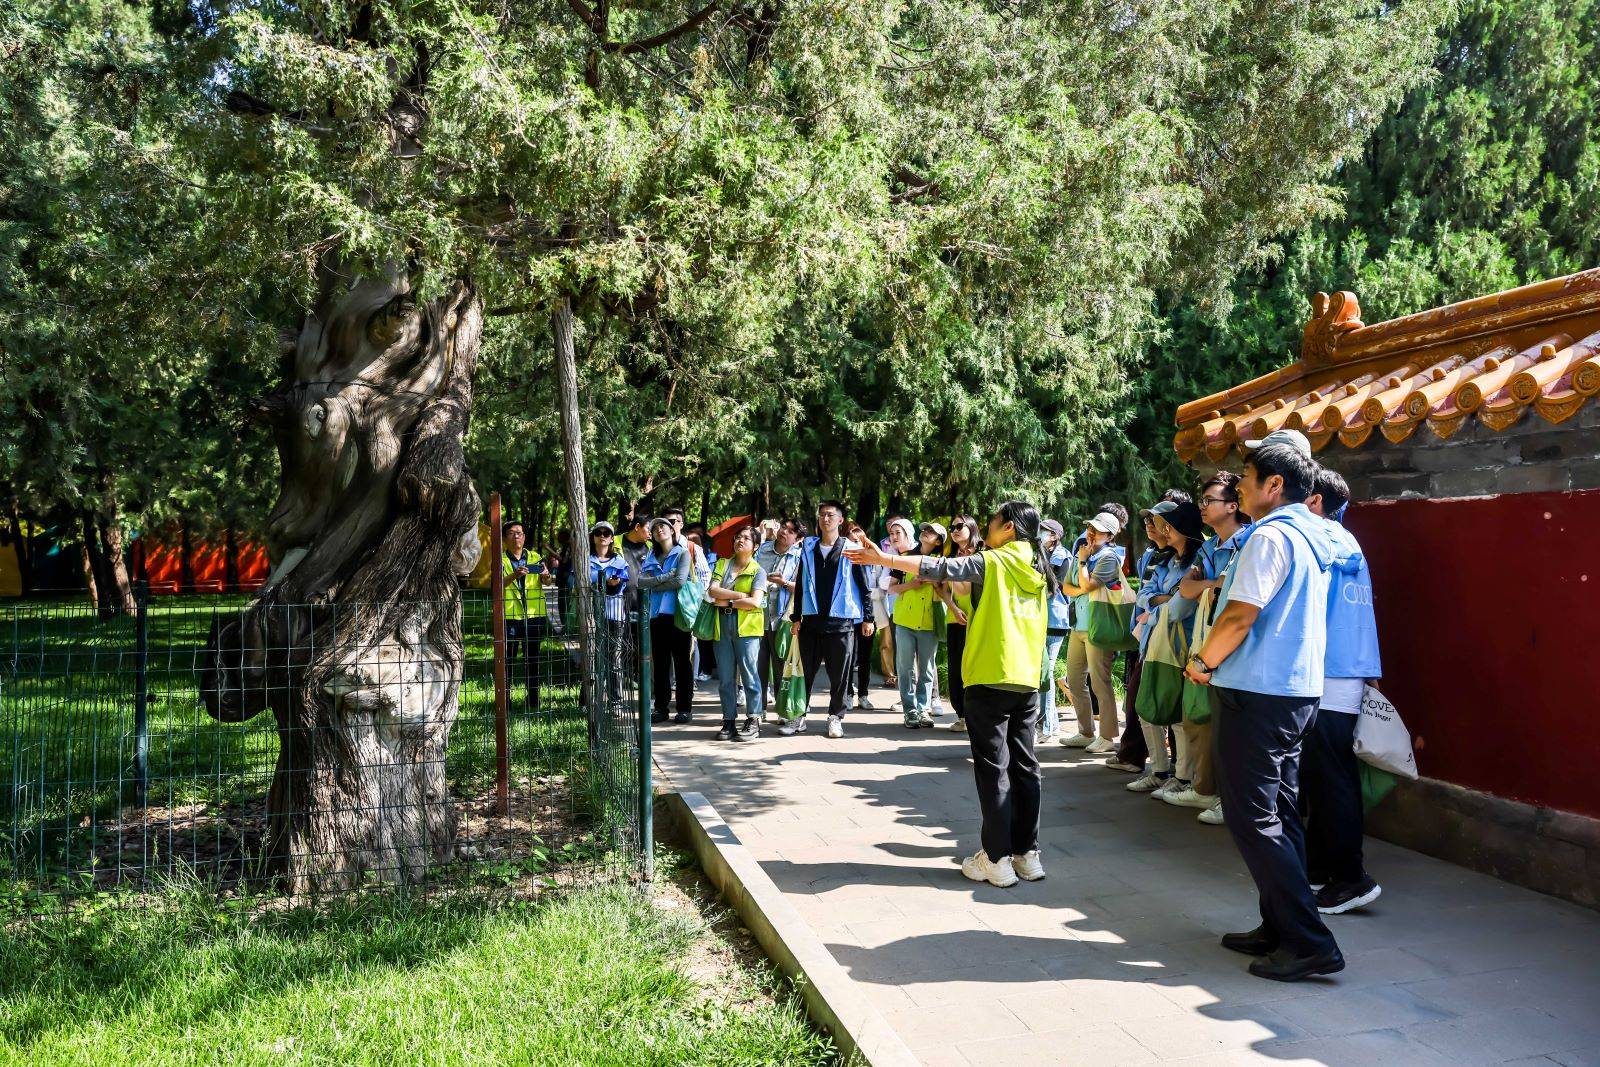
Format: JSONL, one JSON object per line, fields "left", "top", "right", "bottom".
{"left": 673, "top": 710, "right": 692, "bottom": 724}
{"left": 735, "top": 717, "right": 759, "bottom": 741}
{"left": 1248, "top": 946, "right": 1345, "bottom": 982}
{"left": 1220, "top": 924, "right": 1279, "bottom": 957}
{"left": 715, "top": 722, "right": 736, "bottom": 741}
{"left": 650, "top": 710, "right": 670, "bottom": 725}
{"left": 1316, "top": 877, "right": 1382, "bottom": 915}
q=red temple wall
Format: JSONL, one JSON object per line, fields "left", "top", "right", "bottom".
{"left": 1345, "top": 488, "right": 1600, "bottom": 820}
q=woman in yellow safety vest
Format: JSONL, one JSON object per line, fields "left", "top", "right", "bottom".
{"left": 846, "top": 501, "right": 1054, "bottom": 888}
{"left": 706, "top": 526, "right": 769, "bottom": 742}
{"left": 501, "top": 520, "right": 550, "bottom": 712}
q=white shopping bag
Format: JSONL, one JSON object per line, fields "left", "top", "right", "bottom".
{"left": 1352, "top": 685, "right": 1418, "bottom": 779}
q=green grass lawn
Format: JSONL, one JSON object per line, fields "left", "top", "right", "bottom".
{"left": 0, "top": 861, "right": 840, "bottom": 1066}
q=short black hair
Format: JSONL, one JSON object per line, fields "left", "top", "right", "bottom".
{"left": 661, "top": 506, "right": 686, "bottom": 520}
{"left": 685, "top": 521, "right": 707, "bottom": 536}
{"left": 782, "top": 516, "right": 809, "bottom": 537}
{"left": 501, "top": 520, "right": 524, "bottom": 535}
{"left": 1313, "top": 465, "right": 1352, "bottom": 519}
{"left": 1160, "top": 488, "right": 1192, "bottom": 505}
{"left": 1097, "top": 502, "right": 1129, "bottom": 529}
{"left": 1199, "top": 471, "right": 1252, "bottom": 525}
{"left": 1246, "top": 443, "right": 1316, "bottom": 503}
{"left": 817, "top": 500, "right": 846, "bottom": 517}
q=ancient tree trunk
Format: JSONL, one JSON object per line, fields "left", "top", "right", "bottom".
{"left": 77, "top": 512, "right": 102, "bottom": 612}
{"left": 202, "top": 275, "right": 483, "bottom": 894}
{"left": 96, "top": 476, "right": 136, "bottom": 615}
{"left": 553, "top": 296, "right": 597, "bottom": 731}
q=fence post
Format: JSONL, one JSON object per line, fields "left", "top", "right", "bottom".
{"left": 133, "top": 579, "right": 150, "bottom": 806}
{"left": 637, "top": 605, "right": 653, "bottom": 882}
{"left": 489, "top": 493, "right": 509, "bottom": 817}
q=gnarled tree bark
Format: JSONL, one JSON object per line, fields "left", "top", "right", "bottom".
{"left": 201, "top": 273, "right": 483, "bottom": 894}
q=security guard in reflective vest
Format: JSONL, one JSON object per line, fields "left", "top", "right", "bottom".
{"left": 848, "top": 501, "right": 1052, "bottom": 889}
{"left": 502, "top": 520, "right": 549, "bottom": 711}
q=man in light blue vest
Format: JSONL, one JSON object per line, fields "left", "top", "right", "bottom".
{"left": 1184, "top": 434, "right": 1345, "bottom": 982}
{"left": 1304, "top": 465, "right": 1384, "bottom": 916}
{"left": 784, "top": 501, "right": 873, "bottom": 739}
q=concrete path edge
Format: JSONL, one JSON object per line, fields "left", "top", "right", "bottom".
{"left": 657, "top": 790, "right": 922, "bottom": 1067}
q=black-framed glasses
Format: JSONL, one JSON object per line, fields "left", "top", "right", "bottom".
{"left": 1200, "top": 496, "right": 1231, "bottom": 507}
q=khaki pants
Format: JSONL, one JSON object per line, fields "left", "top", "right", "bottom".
{"left": 1064, "top": 631, "right": 1118, "bottom": 740}
{"left": 1140, "top": 719, "right": 1172, "bottom": 774}
{"left": 1176, "top": 719, "right": 1215, "bottom": 795}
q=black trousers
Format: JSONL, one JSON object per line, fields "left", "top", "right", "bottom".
{"left": 1212, "top": 686, "right": 1339, "bottom": 957}
{"left": 947, "top": 624, "right": 967, "bottom": 719}
{"left": 853, "top": 628, "right": 873, "bottom": 697}
{"left": 650, "top": 616, "right": 694, "bottom": 717}
{"left": 506, "top": 618, "right": 547, "bottom": 711}
{"left": 965, "top": 684, "right": 1041, "bottom": 862}
{"left": 799, "top": 625, "right": 855, "bottom": 717}
{"left": 1116, "top": 654, "right": 1147, "bottom": 765}
{"left": 1301, "top": 708, "right": 1366, "bottom": 886}
{"left": 759, "top": 629, "right": 782, "bottom": 706}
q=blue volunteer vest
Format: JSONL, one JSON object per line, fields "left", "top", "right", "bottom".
{"left": 640, "top": 545, "right": 686, "bottom": 617}
{"left": 1322, "top": 519, "right": 1382, "bottom": 680}
{"left": 1211, "top": 504, "right": 1334, "bottom": 699}
{"left": 798, "top": 536, "right": 864, "bottom": 622}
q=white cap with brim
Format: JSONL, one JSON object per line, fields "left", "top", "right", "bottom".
{"left": 920, "top": 520, "right": 948, "bottom": 540}
{"left": 1243, "top": 428, "right": 1312, "bottom": 457}
{"left": 1085, "top": 512, "right": 1122, "bottom": 536}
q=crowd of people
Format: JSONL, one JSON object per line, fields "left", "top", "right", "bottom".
{"left": 498, "top": 427, "right": 1383, "bottom": 984}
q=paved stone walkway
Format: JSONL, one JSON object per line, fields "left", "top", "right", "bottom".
{"left": 653, "top": 679, "right": 1600, "bottom": 1066}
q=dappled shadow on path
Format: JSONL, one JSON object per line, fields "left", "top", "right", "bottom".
{"left": 651, "top": 678, "right": 1600, "bottom": 1065}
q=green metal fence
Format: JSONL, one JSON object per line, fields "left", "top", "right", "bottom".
{"left": 0, "top": 584, "right": 649, "bottom": 912}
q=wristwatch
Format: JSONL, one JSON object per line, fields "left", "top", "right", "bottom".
{"left": 1187, "top": 653, "right": 1215, "bottom": 674}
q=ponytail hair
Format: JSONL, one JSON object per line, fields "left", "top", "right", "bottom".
{"left": 994, "top": 500, "right": 1059, "bottom": 598}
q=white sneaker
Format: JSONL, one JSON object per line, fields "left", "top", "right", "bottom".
{"left": 929, "top": 702, "right": 946, "bottom": 716}
{"left": 961, "top": 851, "right": 1018, "bottom": 888}
{"left": 765, "top": 692, "right": 775, "bottom": 706}
{"left": 1085, "top": 737, "right": 1116, "bottom": 755}
{"left": 1059, "top": 732, "right": 1094, "bottom": 748}
{"left": 1127, "top": 773, "right": 1164, "bottom": 793}
{"left": 1151, "top": 777, "right": 1185, "bottom": 800}
{"left": 778, "top": 717, "right": 808, "bottom": 736}
{"left": 1037, "top": 730, "right": 1058, "bottom": 745}
{"left": 1104, "top": 759, "right": 1142, "bottom": 773}
{"left": 1011, "top": 850, "right": 1046, "bottom": 881}
{"left": 858, "top": 693, "right": 874, "bottom": 710}
{"left": 950, "top": 718, "right": 968, "bottom": 733}
{"left": 1161, "top": 786, "right": 1216, "bottom": 809}
{"left": 1198, "top": 798, "right": 1224, "bottom": 825}
{"left": 826, "top": 715, "right": 844, "bottom": 739}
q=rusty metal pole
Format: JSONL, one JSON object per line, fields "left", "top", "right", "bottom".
{"left": 489, "top": 492, "right": 510, "bottom": 816}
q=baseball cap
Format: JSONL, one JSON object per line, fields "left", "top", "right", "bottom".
{"left": 1243, "top": 428, "right": 1312, "bottom": 456}
{"left": 920, "top": 520, "right": 948, "bottom": 540}
{"left": 1039, "top": 518, "right": 1064, "bottom": 539}
{"left": 1158, "top": 501, "right": 1205, "bottom": 543}
{"left": 590, "top": 520, "right": 615, "bottom": 535}
{"left": 1140, "top": 500, "right": 1179, "bottom": 519}
{"left": 1084, "top": 511, "right": 1122, "bottom": 536}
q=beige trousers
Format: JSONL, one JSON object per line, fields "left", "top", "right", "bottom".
{"left": 1064, "top": 631, "right": 1119, "bottom": 740}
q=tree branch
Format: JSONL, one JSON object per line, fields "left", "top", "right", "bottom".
{"left": 605, "top": 0, "right": 722, "bottom": 54}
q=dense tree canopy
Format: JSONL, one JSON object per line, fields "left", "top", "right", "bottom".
{"left": 1117, "top": 0, "right": 1599, "bottom": 506}
{"left": 2, "top": 0, "right": 1469, "bottom": 576}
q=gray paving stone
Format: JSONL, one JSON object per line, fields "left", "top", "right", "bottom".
{"left": 650, "top": 685, "right": 1600, "bottom": 1066}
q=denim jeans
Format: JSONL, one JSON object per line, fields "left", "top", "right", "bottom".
{"left": 894, "top": 624, "right": 939, "bottom": 714}
{"left": 716, "top": 624, "right": 762, "bottom": 722}
{"left": 1038, "top": 633, "right": 1066, "bottom": 737}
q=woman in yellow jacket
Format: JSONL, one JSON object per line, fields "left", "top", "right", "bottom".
{"left": 847, "top": 501, "right": 1054, "bottom": 888}
{"left": 706, "top": 526, "right": 769, "bottom": 742}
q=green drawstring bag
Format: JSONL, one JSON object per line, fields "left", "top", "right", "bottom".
{"left": 1085, "top": 580, "right": 1138, "bottom": 652}
{"left": 777, "top": 634, "right": 808, "bottom": 721}
{"left": 1134, "top": 607, "right": 1187, "bottom": 726}
{"left": 673, "top": 573, "right": 704, "bottom": 633}
{"left": 1181, "top": 587, "right": 1218, "bottom": 724}
{"left": 932, "top": 600, "right": 948, "bottom": 643}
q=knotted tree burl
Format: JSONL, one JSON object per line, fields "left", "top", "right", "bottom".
{"left": 202, "top": 274, "right": 484, "bottom": 894}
